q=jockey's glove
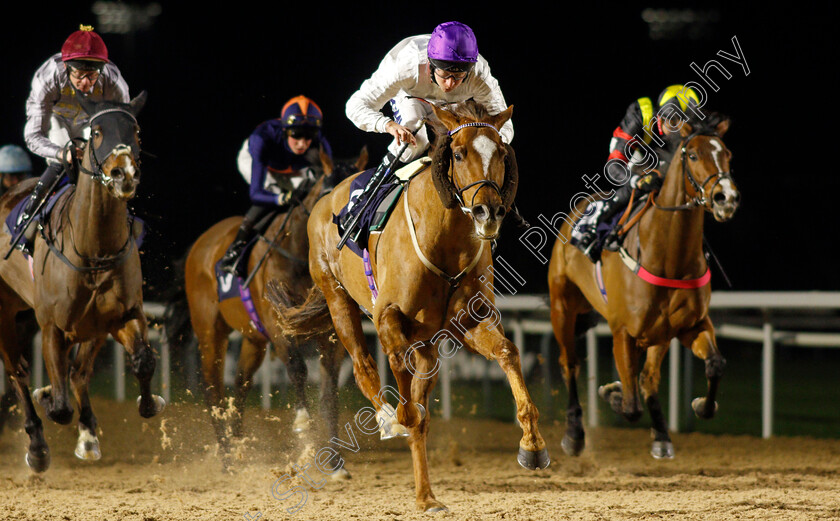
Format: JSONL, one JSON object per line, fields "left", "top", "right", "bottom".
{"left": 635, "top": 171, "right": 664, "bottom": 193}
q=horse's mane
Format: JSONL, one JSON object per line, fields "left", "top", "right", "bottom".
{"left": 684, "top": 110, "right": 729, "bottom": 136}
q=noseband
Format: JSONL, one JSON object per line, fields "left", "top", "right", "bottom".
{"left": 447, "top": 122, "right": 504, "bottom": 214}
{"left": 656, "top": 131, "right": 733, "bottom": 212}
{"left": 77, "top": 108, "right": 140, "bottom": 188}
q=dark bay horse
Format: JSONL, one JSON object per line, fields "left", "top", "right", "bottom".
{"left": 274, "top": 100, "right": 548, "bottom": 512}
{"left": 548, "top": 113, "right": 739, "bottom": 459}
{"left": 0, "top": 92, "right": 164, "bottom": 472}
{"left": 167, "top": 149, "right": 366, "bottom": 473}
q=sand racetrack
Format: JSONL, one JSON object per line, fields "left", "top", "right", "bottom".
{"left": 0, "top": 396, "right": 838, "bottom": 520}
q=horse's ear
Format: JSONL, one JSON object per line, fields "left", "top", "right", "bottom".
{"left": 716, "top": 118, "right": 731, "bottom": 137}
{"left": 430, "top": 103, "right": 460, "bottom": 131}
{"left": 679, "top": 120, "right": 694, "bottom": 138}
{"left": 491, "top": 105, "right": 514, "bottom": 131}
{"left": 129, "top": 91, "right": 148, "bottom": 116}
{"left": 356, "top": 146, "right": 369, "bottom": 171}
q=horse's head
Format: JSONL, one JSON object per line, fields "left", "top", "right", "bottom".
{"left": 668, "top": 112, "right": 740, "bottom": 222}
{"left": 319, "top": 145, "right": 369, "bottom": 197}
{"left": 428, "top": 100, "right": 517, "bottom": 240}
{"left": 77, "top": 91, "right": 146, "bottom": 200}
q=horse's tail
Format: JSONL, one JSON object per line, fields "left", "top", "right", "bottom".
{"left": 265, "top": 280, "right": 334, "bottom": 339}
{"left": 162, "top": 252, "right": 194, "bottom": 347}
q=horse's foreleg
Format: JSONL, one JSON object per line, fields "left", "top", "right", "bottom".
{"left": 113, "top": 315, "right": 164, "bottom": 418}
{"left": 603, "top": 328, "right": 644, "bottom": 422}
{"left": 69, "top": 338, "right": 106, "bottom": 460}
{"left": 232, "top": 337, "right": 267, "bottom": 438}
{"left": 377, "top": 305, "right": 423, "bottom": 431}
{"left": 464, "top": 324, "right": 549, "bottom": 470}
{"left": 679, "top": 317, "right": 725, "bottom": 419}
{"left": 550, "top": 295, "right": 585, "bottom": 457}
{"left": 639, "top": 343, "right": 674, "bottom": 459}
{"left": 407, "top": 345, "right": 446, "bottom": 512}
{"left": 284, "top": 341, "right": 312, "bottom": 434}
{"left": 35, "top": 324, "right": 73, "bottom": 424}
{"left": 195, "top": 324, "right": 231, "bottom": 450}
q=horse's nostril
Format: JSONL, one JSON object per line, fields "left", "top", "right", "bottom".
{"left": 713, "top": 192, "right": 726, "bottom": 205}
{"left": 496, "top": 206, "right": 507, "bottom": 219}
{"left": 111, "top": 168, "right": 124, "bottom": 179}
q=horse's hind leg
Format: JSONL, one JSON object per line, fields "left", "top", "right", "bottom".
{"left": 316, "top": 336, "right": 349, "bottom": 478}
{"left": 462, "top": 321, "right": 549, "bottom": 471}
{"left": 0, "top": 312, "right": 49, "bottom": 472}
{"left": 231, "top": 336, "right": 267, "bottom": 438}
{"left": 679, "top": 317, "right": 726, "bottom": 419}
{"left": 0, "top": 379, "right": 18, "bottom": 434}
{"left": 195, "top": 321, "right": 232, "bottom": 449}
{"left": 549, "top": 285, "right": 586, "bottom": 457}
{"left": 70, "top": 338, "right": 106, "bottom": 460}
{"left": 112, "top": 312, "right": 165, "bottom": 418}
{"left": 34, "top": 324, "right": 74, "bottom": 424}
{"left": 640, "top": 343, "right": 674, "bottom": 459}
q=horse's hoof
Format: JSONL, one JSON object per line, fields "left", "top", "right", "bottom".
{"left": 425, "top": 506, "right": 449, "bottom": 513}
{"left": 293, "top": 408, "right": 311, "bottom": 434}
{"left": 421, "top": 499, "right": 449, "bottom": 513}
{"left": 517, "top": 446, "right": 550, "bottom": 470}
{"left": 561, "top": 434, "right": 585, "bottom": 457}
{"left": 377, "top": 404, "right": 409, "bottom": 440}
{"left": 75, "top": 427, "right": 102, "bottom": 461}
{"left": 330, "top": 467, "right": 352, "bottom": 480}
{"left": 25, "top": 448, "right": 51, "bottom": 473}
{"left": 598, "top": 381, "right": 622, "bottom": 401}
{"left": 137, "top": 394, "right": 166, "bottom": 418}
{"left": 651, "top": 440, "right": 674, "bottom": 460}
{"left": 692, "top": 397, "right": 718, "bottom": 419}
{"left": 32, "top": 386, "right": 51, "bottom": 404}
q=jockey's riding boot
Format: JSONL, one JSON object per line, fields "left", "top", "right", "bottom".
{"left": 220, "top": 225, "right": 253, "bottom": 274}
{"left": 339, "top": 152, "right": 401, "bottom": 231}
{"left": 14, "top": 164, "right": 62, "bottom": 254}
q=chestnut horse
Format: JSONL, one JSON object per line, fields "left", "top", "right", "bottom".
{"left": 548, "top": 113, "right": 739, "bottom": 459}
{"left": 0, "top": 92, "right": 164, "bottom": 472}
{"left": 273, "top": 100, "right": 548, "bottom": 512}
{"left": 167, "top": 149, "right": 366, "bottom": 470}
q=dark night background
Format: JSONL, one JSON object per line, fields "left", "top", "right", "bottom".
{"left": 1, "top": 2, "right": 836, "bottom": 300}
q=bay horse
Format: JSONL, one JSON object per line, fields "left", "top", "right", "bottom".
{"left": 273, "top": 100, "right": 548, "bottom": 512}
{"left": 0, "top": 92, "right": 164, "bottom": 472}
{"left": 548, "top": 112, "right": 739, "bottom": 459}
{"left": 166, "top": 149, "right": 366, "bottom": 472}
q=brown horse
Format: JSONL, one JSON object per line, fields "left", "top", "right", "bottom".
{"left": 548, "top": 112, "right": 739, "bottom": 459}
{"left": 273, "top": 100, "right": 548, "bottom": 512}
{"left": 0, "top": 92, "right": 164, "bottom": 472}
{"left": 167, "top": 149, "right": 366, "bottom": 470}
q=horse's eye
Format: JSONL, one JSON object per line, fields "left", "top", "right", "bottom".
{"left": 688, "top": 153, "right": 698, "bottom": 161}
{"left": 453, "top": 152, "right": 463, "bottom": 162}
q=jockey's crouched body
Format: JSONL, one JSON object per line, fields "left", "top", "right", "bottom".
{"left": 219, "top": 95, "right": 332, "bottom": 274}
{"left": 570, "top": 84, "right": 702, "bottom": 262}
{"left": 16, "top": 24, "right": 130, "bottom": 254}
{"left": 341, "top": 21, "right": 513, "bottom": 230}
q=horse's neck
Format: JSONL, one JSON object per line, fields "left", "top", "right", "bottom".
{"left": 70, "top": 168, "right": 129, "bottom": 255}
{"left": 409, "top": 174, "right": 480, "bottom": 266}
{"left": 639, "top": 155, "right": 706, "bottom": 276}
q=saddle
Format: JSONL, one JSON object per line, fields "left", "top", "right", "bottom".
{"left": 213, "top": 237, "right": 270, "bottom": 338}
{"left": 333, "top": 157, "right": 431, "bottom": 258}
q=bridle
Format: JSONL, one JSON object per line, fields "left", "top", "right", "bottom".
{"left": 654, "top": 130, "right": 733, "bottom": 213}
{"left": 77, "top": 108, "right": 140, "bottom": 189}
{"left": 446, "top": 122, "right": 504, "bottom": 215}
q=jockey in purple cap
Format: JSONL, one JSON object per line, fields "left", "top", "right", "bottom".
{"left": 342, "top": 21, "right": 512, "bottom": 230}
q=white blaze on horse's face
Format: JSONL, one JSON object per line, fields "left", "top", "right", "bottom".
{"left": 472, "top": 135, "right": 496, "bottom": 178}
{"left": 707, "top": 138, "right": 740, "bottom": 222}
{"left": 105, "top": 145, "right": 140, "bottom": 200}
{"left": 459, "top": 132, "right": 506, "bottom": 240}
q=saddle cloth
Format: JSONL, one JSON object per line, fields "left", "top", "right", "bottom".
{"left": 332, "top": 158, "right": 431, "bottom": 258}
{"left": 4, "top": 179, "right": 146, "bottom": 257}
{"left": 214, "top": 237, "right": 270, "bottom": 339}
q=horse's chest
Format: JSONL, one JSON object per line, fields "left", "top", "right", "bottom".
{"left": 627, "top": 292, "right": 708, "bottom": 345}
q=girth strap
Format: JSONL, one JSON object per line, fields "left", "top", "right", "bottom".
{"left": 618, "top": 246, "right": 711, "bottom": 289}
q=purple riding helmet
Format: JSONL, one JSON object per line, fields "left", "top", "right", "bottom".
{"left": 427, "top": 21, "right": 478, "bottom": 77}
